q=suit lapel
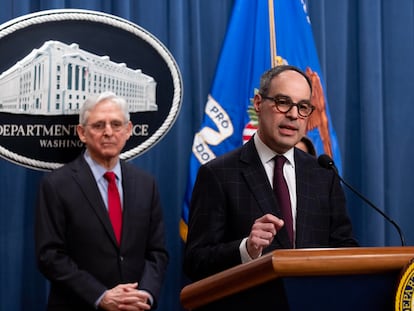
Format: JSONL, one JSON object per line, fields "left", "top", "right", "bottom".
{"left": 240, "top": 143, "right": 275, "bottom": 216}
{"left": 71, "top": 156, "right": 119, "bottom": 247}
{"left": 119, "top": 161, "right": 135, "bottom": 247}
{"left": 293, "top": 149, "right": 313, "bottom": 248}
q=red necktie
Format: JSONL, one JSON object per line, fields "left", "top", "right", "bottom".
{"left": 273, "top": 155, "right": 293, "bottom": 246}
{"left": 104, "top": 172, "right": 122, "bottom": 245}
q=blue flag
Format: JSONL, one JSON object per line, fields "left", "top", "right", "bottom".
{"left": 180, "top": 0, "right": 342, "bottom": 241}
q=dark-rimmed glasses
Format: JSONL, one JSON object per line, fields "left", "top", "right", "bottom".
{"left": 261, "top": 94, "right": 315, "bottom": 118}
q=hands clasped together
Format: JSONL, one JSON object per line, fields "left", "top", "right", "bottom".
{"left": 246, "top": 214, "right": 284, "bottom": 259}
{"left": 99, "top": 282, "right": 151, "bottom": 311}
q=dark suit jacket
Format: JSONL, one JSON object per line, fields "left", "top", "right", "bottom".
{"left": 35, "top": 154, "right": 168, "bottom": 310}
{"left": 184, "top": 138, "right": 358, "bottom": 310}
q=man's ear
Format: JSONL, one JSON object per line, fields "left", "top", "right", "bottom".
{"left": 253, "top": 93, "right": 262, "bottom": 113}
{"left": 77, "top": 125, "right": 87, "bottom": 143}
{"left": 126, "top": 121, "right": 133, "bottom": 139}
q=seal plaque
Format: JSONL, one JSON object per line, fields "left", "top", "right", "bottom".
{"left": 0, "top": 9, "right": 183, "bottom": 170}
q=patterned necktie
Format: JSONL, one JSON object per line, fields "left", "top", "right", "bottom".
{"left": 273, "top": 155, "right": 293, "bottom": 246}
{"left": 104, "top": 172, "right": 122, "bottom": 245}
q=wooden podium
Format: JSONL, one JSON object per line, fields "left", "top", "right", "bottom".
{"left": 180, "top": 247, "right": 414, "bottom": 310}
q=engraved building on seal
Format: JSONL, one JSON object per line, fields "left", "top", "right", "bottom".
{"left": 0, "top": 40, "right": 157, "bottom": 115}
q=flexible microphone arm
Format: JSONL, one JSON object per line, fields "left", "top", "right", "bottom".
{"left": 318, "top": 154, "right": 405, "bottom": 246}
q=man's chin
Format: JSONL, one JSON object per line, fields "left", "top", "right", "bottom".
{"left": 101, "top": 150, "right": 121, "bottom": 159}
{"left": 276, "top": 136, "right": 300, "bottom": 150}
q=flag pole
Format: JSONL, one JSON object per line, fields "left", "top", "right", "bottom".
{"left": 268, "top": 0, "right": 277, "bottom": 66}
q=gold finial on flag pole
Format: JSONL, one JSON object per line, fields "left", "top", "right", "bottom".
{"left": 268, "top": 0, "right": 285, "bottom": 67}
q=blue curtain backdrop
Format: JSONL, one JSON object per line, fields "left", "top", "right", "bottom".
{"left": 0, "top": 0, "right": 414, "bottom": 310}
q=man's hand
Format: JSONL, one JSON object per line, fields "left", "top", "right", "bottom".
{"left": 99, "top": 283, "right": 151, "bottom": 311}
{"left": 246, "top": 214, "right": 284, "bottom": 259}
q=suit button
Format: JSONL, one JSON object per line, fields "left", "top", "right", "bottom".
{"left": 119, "top": 256, "right": 124, "bottom": 261}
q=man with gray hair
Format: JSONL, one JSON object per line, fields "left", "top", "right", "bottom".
{"left": 35, "top": 91, "right": 168, "bottom": 310}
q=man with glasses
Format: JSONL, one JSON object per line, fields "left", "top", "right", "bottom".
{"left": 35, "top": 91, "right": 168, "bottom": 311}
{"left": 184, "top": 65, "right": 358, "bottom": 310}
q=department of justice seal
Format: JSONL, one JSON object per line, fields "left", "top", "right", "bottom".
{"left": 0, "top": 9, "right": 183, "bottom": 170}
{"left": 395, "top": 259, "right": 414, "bottom": 310}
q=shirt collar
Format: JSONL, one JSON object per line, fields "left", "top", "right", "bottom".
{"left": 83, "top": 150, "right": 122, "bottom": 181}
{"left": 253, "top": 133, "right": 295, "bottom": 168}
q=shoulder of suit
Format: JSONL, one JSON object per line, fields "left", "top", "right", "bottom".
{"left": 120, "top": 160, "right": 155, "bottom": 180}
{"left": 294, "top": 148, "right": 320, "bottom": 168}
{"left": 203, "top": 145, "right": 244, "bottom": 169}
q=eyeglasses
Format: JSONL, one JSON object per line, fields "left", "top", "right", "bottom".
{"left": 262, "top": 94, "right": 315, "bottom": 118}
{"left": 86, "top": 120, "right": 127, "bottom": 132}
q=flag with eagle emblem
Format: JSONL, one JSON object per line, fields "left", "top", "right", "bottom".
{"left": 180, "top": 0, "right": 342, "bottom": 241}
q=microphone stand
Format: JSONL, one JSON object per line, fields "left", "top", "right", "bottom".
{"left": 334, "top": 169, "right": 406, "bottom": 247}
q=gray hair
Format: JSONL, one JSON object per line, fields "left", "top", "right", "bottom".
{"left": 79, "top": 91, "right": 130, "bottom": 125}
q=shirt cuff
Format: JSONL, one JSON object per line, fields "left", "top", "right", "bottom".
{"left": 239, "top": 237, "right": 262, "bottom": 263}
{"left": 95, "top": 290, "right": 106, "bottom": 309}
{"left": 141, "top": 290, "right": 154, "bottom": 307}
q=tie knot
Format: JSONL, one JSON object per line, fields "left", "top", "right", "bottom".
{"left": 104, "top": 171, "right": 117, "bottom": 183}
{"left": 275, "top": 155, "right": 287, "bottom": 170}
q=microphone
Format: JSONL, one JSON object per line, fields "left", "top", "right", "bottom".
{"left": 318, "top": 154, "right": 405, "bottom": 246}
